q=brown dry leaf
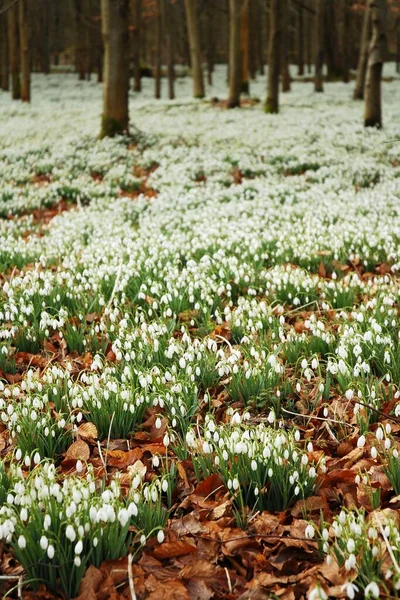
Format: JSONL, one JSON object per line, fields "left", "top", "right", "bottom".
{"left": 65, "top": 439, "right": 90, "bottom": 461}
{"left": 74, "top": 564, "right": 103, "bottom": 600}
{"left": 186, "top": 579, "right": 213, "bottom": 600}
{"left": 177, "top": 461, "right": 190, "bottom": 489}
{"left": 291, "top": 495, "right": 327, "bottom": 519}
{"left": 170, "top": 513, "right": 204, "bottom": 537}
{"left": 105, "top": 448, "right": 143, "bottom": 468}
{"left": 179, "top": 559, "right": 217, "bottom": 580}
{"left": 99, "top": 556, "right": 128, "bottom": 586}
{"left": 77, "top": 422, "right": 98, "bottom": 441}
{"left": 146, "top": 578, "right": 190, "bottom": 600}
{"left": 194, "top": 473, "right": 223, "bottom": 497}
{"left": 152, "top": 541, "right": 198, "bottom": 560}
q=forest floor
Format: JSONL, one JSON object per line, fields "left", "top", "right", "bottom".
{"left": 1, "top": 67, "right": 400, "bottom": 600}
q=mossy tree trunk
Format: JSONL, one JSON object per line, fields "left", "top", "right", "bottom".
{"left": 184, "top": 0, "right": 204, "bottom": 98}
{"left": 265, "top": 0, "right": 282, "bottom": 113}
{"left": 227, "top": 0, "right": 241, "bottom": 108}
{"left": 364, "top": 0, "right": 387, "bottom": 128}
{"left": 315, "top": 0, "right": 325, "bottom": 92}
{"left": 8, "top": 5, "right": 20, "bottom": 100}
{"left": 18, "top": 0, "right": 30, "bottom": 102}
{"left": 100, "top": 0, "right": 130, "bottom": 138}
{"left": 354, "top": 4, "right": 371, "bottom": 99}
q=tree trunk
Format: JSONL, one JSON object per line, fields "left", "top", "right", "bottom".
{"left": 265, "top": 0, "right": 282, "bottom": 113}
{"left": 1, "top": 10, "right": 9, "bottom": 91}
{"left": 281, "top": 0, "right": 290, "bottom": 92}
{"left": 100, "top": 0, "right": 130, "bottom": 137}
{"left": 297, "top": 4, "right": 304, "bottom": 76}
{"left": 40, "top": 0, "right": 51, "bottom": 74}
{"left": 184, "top": 0, "right": 204, "bottom": 98}
{"left": 132, "top": 0, "right": 142, "bottom": 91}
{"left": 18, "top": 0, "right": 30, "bottom": 102}
{"left": 240, "top": 0, "right": 250, "bottom": 94}
{"left": 205, "top": 0, "right": 214, "bottom": 85}
{"left": 354, "top": 5, "right": 371, "bottom": 99}
{"left": 397, "top": 18, "right": 400, "bottom": 75}
{"left": 227, "top": 0, "right": 241, "bottom": 108}
{"left": 8, "top": 5, "right": 20, "bottom": 100}
{"left": 164, "top": 0, "right": 175, "bottom": 100}
{"left": 364, "top": 0, "right": 387, "bottom": 128}
{"left": 342, "top": 0, "right": 350, "bottom": 83}
{"left": 72, "top": 0, "right": 86, "bottom": 80}
{"left": 315, "top": 0, "right": 324, "bottom": 92}
{"left": 154, "top": 0, "right": 162, "bottom": 99}
{"left": 305, "top": 0, "right": 312, "bottom": 73}
{"left": 257, "top": 0, "right": 265, "bottom": 74}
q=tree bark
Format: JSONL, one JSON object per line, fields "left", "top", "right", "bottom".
{"left": 281, "top": 0, "right": 291, "bottom": 92}
{"left": 18, "top": 0, "right": 30, "bottom": 102}
{"left": 297, "top": 3, "right": 304, "bottom": 76}
{"left": 354, "top": 5, "right": 371, "bottom": 99}
{"left": 397, "top": 17, "right": 400, "bottom": 75}
{"left": 8, "top": 5, "right": 20, "bottom": 100}
{"left": 154, "top": 0, "right": 162, "bottom": 99}
{"left": 227, "top": 0, "right": 241, "bottom": 107}
{"left": 164, "top": 0, "right": 175, "bottom": 100}
{"left": 342, "top": 0, "right": 350, "bottom": 83}
{"left": 257, "top": 0, "right": 265, "bottom": 74}
{"left": 100, "top": 0, "right": 130, "bottom": 137}
{"left": 72, "top": 0, "right": 86, "bottom": 80}
{"left": 132, "top": 0, "right": 142, "bottom": 91}
{"left": 364, "top": 0, "right": 387, "bottom": 128}
{"left": 205, "top": 0, "right": 214, "bottom": 85}
{"left": 184, "top": 0, "right": 204, "bottom": 98}
{"left": 315, "top": 0, "right": 324, "bottom": 92}
{"left": 240, "top": 0, "right": 250, "bottom": 94}
{"left": 265, "top": 0, "right": 282, "bottom": 113}
{"left": 0, "top": 8, "right": 9, "bottom": 91}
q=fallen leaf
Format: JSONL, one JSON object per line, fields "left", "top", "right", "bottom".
{"left": 152, "top": 541, "right": 198, "bottom": 560}
{"left": 65, "top": 440, "right": 90, "bottom": 461}
{"left": 77, "top": 422, "right": 98, "bottom": 441}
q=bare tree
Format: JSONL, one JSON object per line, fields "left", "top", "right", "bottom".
{"left": 240, "top": 0, "right": 250, "bottom": 94}
{"left": 364, "top": 0, "right": 387, "bottom": 128}
{"left": 100, "top": 0, "right": 130, "bottom": 137}
{"left": 354, "top": 4, "right": 371, "bottom": 99}
{"left": 164, "top": 0, "right": 175, "bottom": 100}
{"left": 184, "top": 0, "right": 204, "bottom": 98}
{"left": 132, "top": 0, "right": 142, "bottom": 92}
{"left": 0, "top": 6, "right": 9, "bottom": 91}
{"left": 297, "top": 2, "right": 304, "bottom": 76}
{"left": 19, "top": 0, "right": 30, "bottom": 102}
{"left": 228, "top": 0, "right": 241, "bottom": 108}
{"left": 154, "top": 0, "right": 162, "bottom": 99}
{"left": 265, "top": 0, "right": 282, "bottom": 113}
{"left": 8, "top": 4, "right": 20, "bottom": 100}
{"left": 281, "top": 0, "right": 291, "bottom": 92}
{"left": 315, "top": 0, "right": 324, "bottom": 92}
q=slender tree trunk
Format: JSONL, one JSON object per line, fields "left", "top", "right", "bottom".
{"left": 305, "top": 0, "right": 312, "bottom": 73}
{"left": 72, "top": 0, "right": 86, "bottom": 80}
{"left": 227, "top": 0, "right": 241, "bottom": 107}
{"left": 364, "top": 0, "right": 387, "bottom": 128}
{"left": 265, "top": 0, "right": 282, "bottom": 113}
{"left": 298, "top": 4, "right": 304, "bottom": 76}
{"left": 257, "top": 0, "right": 265, "bottom": 74}
{"left": 132, "top": 0, "right": 141, "bottom": 91}
{"left": 164, "top": 0, "right": 175, "bottom": 100}
{"left": 240, "top": 0, "right": 250, "bottom": 94}
{"left": 315, "top": 0, "right": 324, "bottom": 92}
{"left": 100, "top": 0, "right": 130, "bottom": 137}
{"left": 40, "top": 0, "right": 51, "bottom": 74}
{"left": 354, "top": 5, "right": 372, "bottom": 99}
{"left": 248, "top": 0, "right": 257, "bottom": 79}
{"left": 205, "top": 0, "right": 214, "bottom": 85}
{"left": 342, "top": 0, "right": 350, "bottom": 83}
{"left": 281, "top": 0, "right": 291, "bottom": 92}
{"left": 8, "top": 5, "right": 20, "bottom": 100}
{"left": 18, "top": 0, "right": 30, "bottom": 102}
{"left": 397, "top": 18, "right": 400, "bottom": 75}
{"left": 1, "top": 11, "right": 9, "bottom": 91}
{"left": 184, "top": 0, "right": 204, "bottom": 98}
{"left": 154, "top": 0, "right": 162, "bottom": 99}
